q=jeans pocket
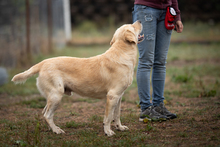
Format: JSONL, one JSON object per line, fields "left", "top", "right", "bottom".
{"left": 134, "top": 4, "right": 148, "bottom": 13}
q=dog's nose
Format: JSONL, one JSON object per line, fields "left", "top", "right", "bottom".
{"left": 138, "top": 20, "right": 141, "bottom": 23}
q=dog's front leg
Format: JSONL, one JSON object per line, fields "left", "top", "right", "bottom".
{"left": 113, "top": 95, "right": 129, "bottom": 131}
{"left": 103, "top": 94, "right": 120, "bottom": 136}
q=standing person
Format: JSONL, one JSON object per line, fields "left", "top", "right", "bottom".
{"left": 132, "top": 0, "right": 183, "bottom": 121}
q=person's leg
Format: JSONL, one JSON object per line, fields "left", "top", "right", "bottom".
{"left": 133, "top": 5, "right": 157, "bottom": 111}
{"left": 152, "top": 11, "right": 172, "bottom": 106}
{"left": 151, "top": 11, "right": 177, "bottom": 119}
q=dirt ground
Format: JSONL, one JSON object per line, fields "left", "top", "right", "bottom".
{"left": 0, "top": 42, "right": 219, "bottom": 146}
{"left": 0, "top": 91, "right": 219, "bottom": 146}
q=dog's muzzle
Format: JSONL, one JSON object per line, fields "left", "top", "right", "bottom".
{"left": 138, "top": 34, "right": 144, "bottom": 44}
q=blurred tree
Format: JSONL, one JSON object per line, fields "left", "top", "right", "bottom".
{"left": 70, "top": 0, "right": 220, "bottom": 27}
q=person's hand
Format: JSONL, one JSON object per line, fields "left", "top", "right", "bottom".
{"left": 175, "top": 21, "right": 183, "bottom": 33}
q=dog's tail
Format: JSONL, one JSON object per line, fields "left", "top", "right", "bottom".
{"left": 11, "top": 61, "right": 44, "bottom": 84}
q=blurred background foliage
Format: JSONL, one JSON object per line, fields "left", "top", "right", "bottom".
{"left": 0, "top": 0, "right": 220, "bottom": 67}
{"left": 70, "top": 0, "right": 220, "bottom": 27}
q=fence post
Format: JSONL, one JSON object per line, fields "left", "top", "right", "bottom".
{"left": 63, "top": 0, "right": 72, "bottom": 41}
{"left": 25, "top": 0, "right": 31, "bottom": 63}
{"left": 47, "top": 0, "right": 53, "bottom": 53}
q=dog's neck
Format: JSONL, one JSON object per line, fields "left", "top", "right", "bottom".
{"left": 105, "top": 40, "right": 137, "bottom": 68}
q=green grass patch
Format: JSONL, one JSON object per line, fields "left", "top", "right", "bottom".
{"left": 0, "top": 75, "right": 39, "bottom": 96}
{"left": 168, "top": 43, "right": 220, "bottom": 61}
{"left": 171, "top": 22, "right": 220, "bottom": 41}
{"left": 65, "top": 121, "right": 87, "bottom": 128}
{"left": 89, "top": 114, "right": 103, "bottom": 123}
{"left": 34, "top": 45, "right": 109, "bottom": 63}
{"left": 21, "top": 97, "right": 46, "bottom": 108}
{"left": 178, "top": 132, "right": 188, "bottom": 138}
{"left": 172, "top": 74, "right": 192, "bottom": 83}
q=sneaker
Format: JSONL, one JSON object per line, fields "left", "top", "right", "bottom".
{"left": 154, "top": 102, "right": 177, "bottom": 119}
{"left": 139, "top": 106, "right": 167, "bottom": 122}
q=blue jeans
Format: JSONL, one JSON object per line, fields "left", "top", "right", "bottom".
{"left": 132, "top": 5, "right": 172, "bottom": 111}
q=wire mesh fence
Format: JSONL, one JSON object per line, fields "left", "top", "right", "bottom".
{"left": 0, "top": 0, "right": 70, "bottom": 68}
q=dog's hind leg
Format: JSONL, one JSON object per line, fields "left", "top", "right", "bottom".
{"left": 42, "top": 104, "right": 47, "bottom": 115}
{"left": 43, "top": 92, "right": 65, "bottom": 134}
{"left": 42, "top": 104, "right": 51, "bottom": 131}
{"left": 37, "top": 76, "right": 65, "bottom": 134}
{"left": 113, "top": 95, "right": 129, "bottom": 131}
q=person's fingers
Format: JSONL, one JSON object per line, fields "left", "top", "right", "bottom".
{"left": 176, "top": 21, "right": 183, "bottom": 33}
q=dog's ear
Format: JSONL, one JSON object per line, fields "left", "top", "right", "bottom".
{"left": 110, "top": 35, "right": 115, "bottom": 45}
{"left": 124, "top": 29, "right": 137, "bottom": 44}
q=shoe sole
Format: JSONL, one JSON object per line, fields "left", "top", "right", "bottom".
{"left": 154, "top": 118, "right": 167, "bottom": 121}
{"left": 167, "top": 115, "right": 177, "bottom": 119}
{"left": 139, "top": 117, "right": 167, "bottom": 122}
{"left": 139, "top": 117, "right": 151, "bottom": 122}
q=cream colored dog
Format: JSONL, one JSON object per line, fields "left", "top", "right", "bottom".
{"left": 12, "top": 20, "right": 143, "bottom": 136}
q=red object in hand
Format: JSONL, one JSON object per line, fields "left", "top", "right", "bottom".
{"left": 165, "top": 7, "right": 176, "bottom": 30}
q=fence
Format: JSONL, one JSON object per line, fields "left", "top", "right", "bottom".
{"left": 0, "top": 0, "right": 71, "bottom": 67}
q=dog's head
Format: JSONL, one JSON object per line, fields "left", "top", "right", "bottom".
{"left": 110, "top": 20, "right": 143, "bottom": 45}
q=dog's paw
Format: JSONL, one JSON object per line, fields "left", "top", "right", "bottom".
{"left": 105, "top": 129, "right": 116, "bottom": 137}
{"left": 53, "top": 126, "right": 65, "bottom": 134}
{"left": 116, "top": 125, "right": 129, "bottom": 131}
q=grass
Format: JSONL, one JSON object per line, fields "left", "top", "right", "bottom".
{"left": 171, "top": 21, "right": 220, "bottom": 42}
{"left": 0, "top": 22, "right": 220, "bottom": 146}
{"left": 65, "top": 121, "right": 87, "bottom": 128}
{"left": 21, "top": 97, "right": 46, "bottom": 108}
{"left": 0, "top": 71, "right": 39, "bottom": 96}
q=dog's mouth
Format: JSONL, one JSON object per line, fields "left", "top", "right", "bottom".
{"left": 138, "top": 34, "right": 144, "bottom": 44}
